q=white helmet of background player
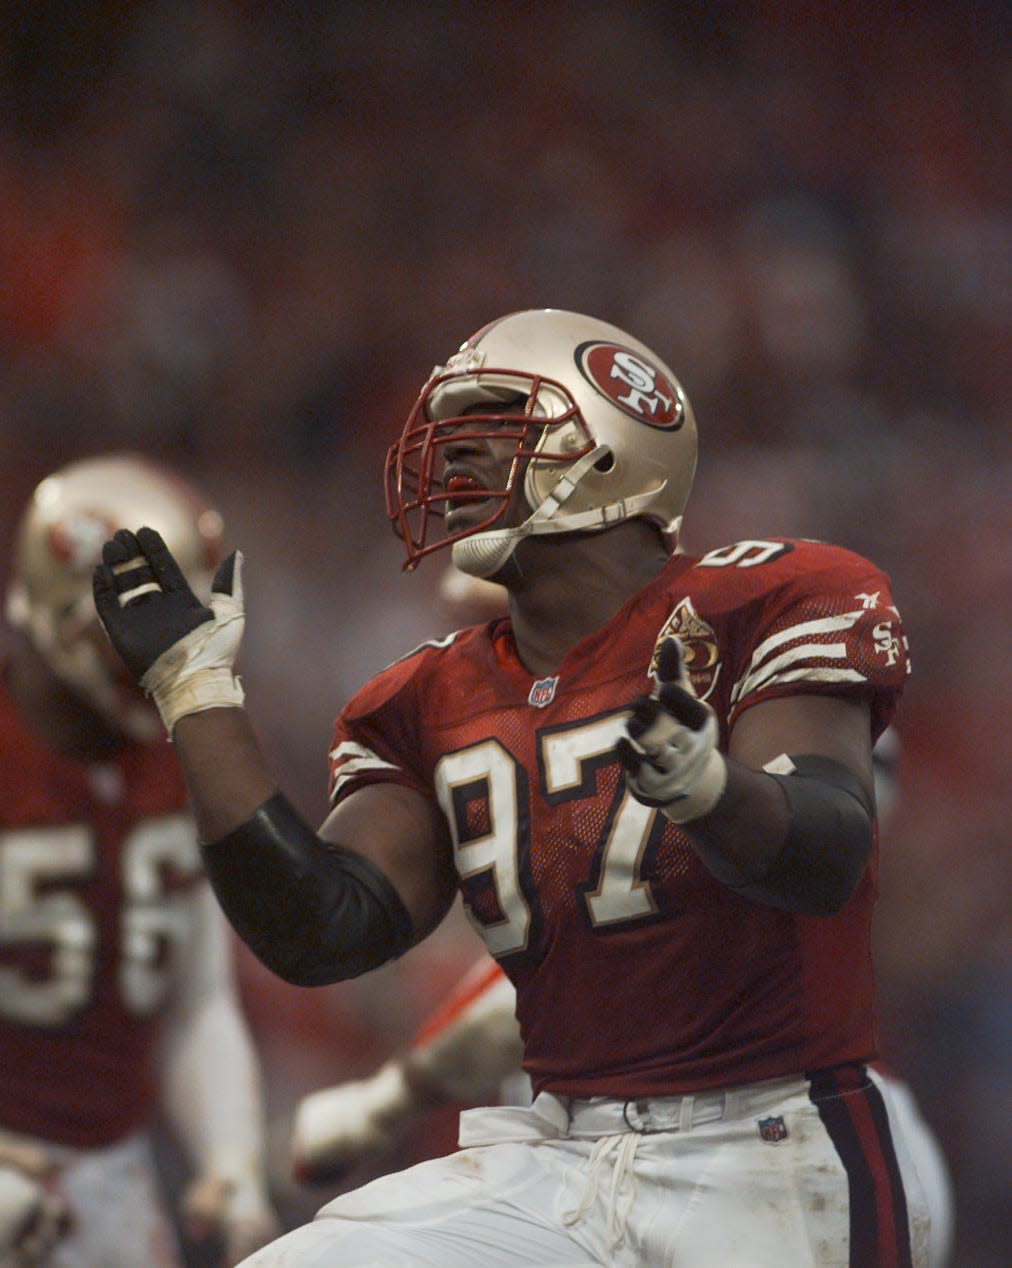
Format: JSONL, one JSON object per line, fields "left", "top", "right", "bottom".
{"left": 5, "top": 453, "right": 224, "bottom": 741}
{"left": 385, "top": 309, "right": 698, "bottom": 578}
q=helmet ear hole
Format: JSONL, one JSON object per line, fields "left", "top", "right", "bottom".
{"left": 594, "top": 450, "right": 615, "bottom": 473}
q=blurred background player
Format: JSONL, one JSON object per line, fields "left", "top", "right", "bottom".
{"left": 0, "top": 455, "right": 279, "bottom": 1266}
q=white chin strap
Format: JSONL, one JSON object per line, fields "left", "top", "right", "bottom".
{"left": 451, "top": 446, "right": 666, "bottom": 579}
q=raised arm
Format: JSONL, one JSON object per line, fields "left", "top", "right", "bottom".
{"left": 93, "top": 528, "right": 457, "bottom": 986}
{"left": 170, "top": 708, "right": 457, "bottom": 975}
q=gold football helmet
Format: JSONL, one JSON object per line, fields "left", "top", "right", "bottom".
{"left": 6, "top": 453, "right": 224, "bottom": 739}
{"left": 386, "top": 309, "right": 698, "bottom": 577}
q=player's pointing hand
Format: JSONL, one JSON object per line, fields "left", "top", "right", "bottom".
{"left": 616, "top": 637, "right": 727, "bottom": 823}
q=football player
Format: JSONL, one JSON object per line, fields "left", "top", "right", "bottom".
{"left": 95, "top": 310, "right": 935, "bottom": 1265}
{"left": 0, "top": 455, "right": 279, "bottom": 1266}
{"left": 288, "top": 729, "right": 954, "bottom": 1267}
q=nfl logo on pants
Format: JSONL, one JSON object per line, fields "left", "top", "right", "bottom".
{"left": 758, "top": 1115, "right": 789, "bottom": 1143}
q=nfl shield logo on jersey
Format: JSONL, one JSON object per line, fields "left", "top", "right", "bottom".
{"left": 528, "top": 676, "right": 559, "bottom": 708}
{"left": 758, "top": 1115, "right": 789, "bottom": 1143}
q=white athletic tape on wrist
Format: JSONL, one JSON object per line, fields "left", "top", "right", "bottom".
{"left": 140, "top": 607, "right": 245, "bottom": 735}
{"left": 149, "top": 666, "right": 245, "bottom": 734}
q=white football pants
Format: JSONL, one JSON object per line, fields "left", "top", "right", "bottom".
{"left": 244, "top": 1066, "right": 942, "bottom": 1267}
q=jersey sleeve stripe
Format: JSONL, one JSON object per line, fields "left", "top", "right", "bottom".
{"left": 329, "top": 742, "right": 401, "bottom": 800}
{"left": 743, "top": 611, "right": 865, "bottom": 670}
{"left": 730, "top": 611, "right": 866, "bottom": 705}
{"left": 732, "top": 642, "right": 853, "bottom": 702}
{"left": 734, "top": 665, "right": 868, "bottom": 704}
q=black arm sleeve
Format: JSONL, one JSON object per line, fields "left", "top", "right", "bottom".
{"left": 200, "top": 792, "right": 415, "bottom": 985}
{"left": 704, "top": 754, "right": 875, "bottom": 917}
{"left": 755, "top": 754, "right": 875, "bottom": 915}
{"left": 694, "top": 750, "right": 877, "bottom": 923}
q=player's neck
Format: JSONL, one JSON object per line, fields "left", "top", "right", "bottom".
{"left": 504, "top": 522, "right": 669, "bottom": 676}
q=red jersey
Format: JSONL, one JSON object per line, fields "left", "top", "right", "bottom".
{"left": 328, "top": 539, "right": 910, "bottom": 1097}
{"left": 0, "top": 675, "right": 201, "bottom": 1147}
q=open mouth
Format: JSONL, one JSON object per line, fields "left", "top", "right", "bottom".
{"left": 443, "top": 472, "right": 493, "bottom": 518}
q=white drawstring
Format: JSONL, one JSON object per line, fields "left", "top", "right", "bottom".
{"left": 561, "top": 1130, "right": 640, "bottom": 1253}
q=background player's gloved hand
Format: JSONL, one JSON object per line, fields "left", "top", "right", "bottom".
{"left": 0, "top": 1151, "right": 73, "bottom": 1266}
{"left": 290, "top": 1062, "right": 416, "bottom": 1185}
{"left": 93, "top": 527, "right": 245, "bottom": 735}
{"left": 617, "top": 637, "right": 727, "bottom": 824}
{"left": 180, "top": 1170, "right": 280, "bottom": 1268}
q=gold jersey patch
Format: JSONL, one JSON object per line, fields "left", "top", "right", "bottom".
{"left": 651, "top": 598, "right": 721, "bottom": 700}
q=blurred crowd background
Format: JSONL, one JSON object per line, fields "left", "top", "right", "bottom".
{"left": 0, "top": 2, "right": 1008, "bottom": 1263}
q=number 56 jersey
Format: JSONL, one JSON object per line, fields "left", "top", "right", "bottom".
{"left": 329, "top": 539, "right": 910, "bottom": 1099}
{"left": 0, "top": 673, "right": 200, "bottom": 1148}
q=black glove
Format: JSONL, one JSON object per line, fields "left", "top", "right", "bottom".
{"left": 92, "top": 527, "right": 215, "bottom": 681}
{"left": 93, "top": 527, "right": 245, "bottom": 734}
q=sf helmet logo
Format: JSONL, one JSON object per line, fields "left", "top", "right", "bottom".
{"left": 576, "top": 341, "right": 684, "bottom": 429}
{"left": 47, "top": 511, "right": 117, "bottom": 574}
